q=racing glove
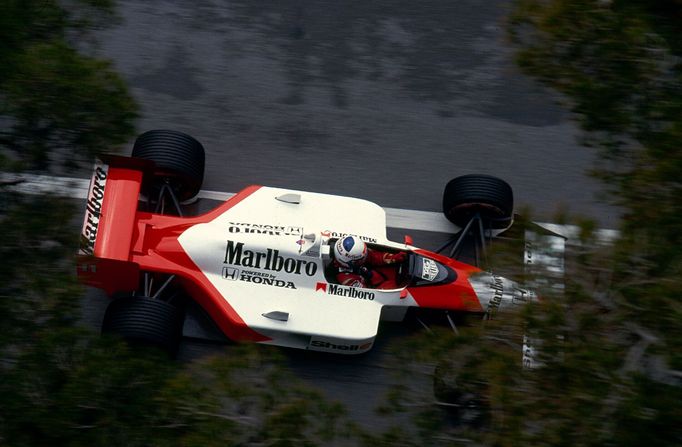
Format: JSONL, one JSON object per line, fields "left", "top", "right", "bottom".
{"left": 358, "top": 266, "right": 384, "bottom": 287}
{"left": 382, "top": 252, "right": 406, "bottom": 264}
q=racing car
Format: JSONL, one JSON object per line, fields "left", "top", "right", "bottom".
{"left": 77, "top": 130, "right": 548, "bottom": 356}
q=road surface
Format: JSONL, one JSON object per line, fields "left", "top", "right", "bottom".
{"left": 92, "top": 0, "right": 621, "bottom": 227}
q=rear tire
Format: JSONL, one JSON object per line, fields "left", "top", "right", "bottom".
{"left": 442, "top": 174, "right": 513, "bottom": 229}
{"left": 102, "top": 296, "right": 184, "bottom": 357}
{"left": 132, "top": 129, "right": 205, "bottom": 202}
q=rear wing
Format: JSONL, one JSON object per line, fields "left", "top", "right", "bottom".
{"left": 77, "top": 156, "right": 151, "bottom": 294}
{"left": 79, "top": 156, "right": 149, "bottom": 259}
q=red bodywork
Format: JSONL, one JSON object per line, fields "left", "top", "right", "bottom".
{"left": 410, "top": 249, "right": 484, "bottom": 312}
{"left": 78, "top": 158, "right": 484, "bottom": 343}
{"left": 77, "top": 158, "right": 267, "bottom": 342}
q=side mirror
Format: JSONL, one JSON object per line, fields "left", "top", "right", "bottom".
{"left": 320, "top": 244, "right": 331, "bottom": 260}
{"left": 403, "top": 235, "right": 413, "bottom": 246}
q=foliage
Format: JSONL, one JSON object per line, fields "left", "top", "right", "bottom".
{"left": 370, "top": 1, "right": 682, "bottom": 445}
{"left": 0, "top": 192, "right": 81, "bottom": 351}
{"left": 0, "top": 0, "right": 135, "bottom": 354}
{"left": 0, "top": 5, "right": 352, "bottom": 447}
{"left": 376, "top": 237, "right": 681, "bottom": 445}
{"left": 509, "top": 0, "right": 682, "bottom": 268}
{"left": 0, "top": 332, "right": 353, "bottom": 447}
{"left": 372, "top": 0, "right": 682, "bottom": 446}
{"left": 0, "top": 0, "right": 137, "bottom": 171}
{"left": 509, "top": 0, "right": 682, "bottom": 365}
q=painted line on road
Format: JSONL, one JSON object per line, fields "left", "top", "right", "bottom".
{"left": 2, "top": 173, "right": 618, "bottom": 243}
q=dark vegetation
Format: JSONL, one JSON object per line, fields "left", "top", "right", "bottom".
{"left": 0, "top": 2, "right": 350, "bottom": 445}
{"left": 372, "top": 1, "right": 681, "bottom": 445}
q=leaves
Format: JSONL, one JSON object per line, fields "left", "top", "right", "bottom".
{"left": 364, "top": 2, "right": 682, "bottom": 445}
{"left": 0, "top": 0, "right": 136, "bottom": 171}
{"left": 0, "top": 335, "right": 353, "bottom": 447}
{"left": 0, "top": 192, "right": 81, "bottom": 348}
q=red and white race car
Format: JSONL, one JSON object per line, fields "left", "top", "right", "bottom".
{"left": 78, "top": 130, "right": 550, "bottom": 356}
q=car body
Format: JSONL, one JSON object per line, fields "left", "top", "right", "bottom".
{"left": 76, "top": 155, "right": 548, "bottom": 355}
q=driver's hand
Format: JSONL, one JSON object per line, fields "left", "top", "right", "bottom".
{"left": 359, "top": 267, "right": 384, "bottom": 287}
{"left": 384, "top": 252, "right": 406, "bottom": 264}
{"left": 358, "top": 266, "right": 372, "bottom": 280}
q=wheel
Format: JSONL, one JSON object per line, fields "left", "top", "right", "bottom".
{"left": 433, "top": 359, "right": 490, "bottom": 427}
{"left": 102, "top": 296, "right": 184, "bottom": 356}
{"left": 132, "top": 129, "right": 205, "bottom": 202}
{"left": 442, "top": 174, "right": 513, "bottom": 229}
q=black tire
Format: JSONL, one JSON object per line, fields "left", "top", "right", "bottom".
{"left": 442, "top": 174, "right": 513, "bottom": 229}
{"left": 132, "top": 129, "right": 205, "bottom": 201}
{"left": 102, "top": 296, "right": 184, "bottom": 356}
{"left": 433, "top": 360, "right": 490, "bottom": 427}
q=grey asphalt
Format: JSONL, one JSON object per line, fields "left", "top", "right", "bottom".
{"left": 93, "top": 0, "right": 620, "bottom": 228}
{"left": 84, "top": 0, "right": 622, "bottom": 431}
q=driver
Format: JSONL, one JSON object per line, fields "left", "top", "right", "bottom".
{"left": 332, "top": 235, "right": 406, "bottom": 288}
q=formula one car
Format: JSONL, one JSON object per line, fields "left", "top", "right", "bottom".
{"left": 77, "top": 130, "right": 553, "bottom": 356}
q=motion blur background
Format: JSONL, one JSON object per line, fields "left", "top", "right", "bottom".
{"left": 1, "top": 1, "right": 680, "bottom": 445}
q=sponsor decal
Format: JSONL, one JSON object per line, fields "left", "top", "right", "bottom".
{"left": 309, "top": 340, "right": 373, "bottom": 351}
{"left": 228, "top": 222, "right": 302, "bottom": 236}
{"left": 522, "top": 335, "right": 536, "bottom": 369}
{"left": 316, "top": 283, "right": 375, "bottom": 301}
{"left": 320, "top": 230, "right": 377, "bottom": 243}
{"left": 223, "top": 267, "right": 239, "bottom": 280}
{"left": 472, "top": 273, "right": 536, "bottom": 319}
{"left": 421, "top": 258, "right": 439, "bottom": 281}
{"left": 79, "top": 163, "right": 108, "bottom": 255}
{"left": 525, "top": 241, "right": 534, "bottom": 266}
{"left": 485, "top": 274, "right": 504, "bottom": 319}
{"left": 223, "top": 240, "right": 318, "bottom": 276}
{"left": 512, "top": 286, "right": 534, "bottom": 305}
{"left": 222, "top": 267, "right": 296, "bottom": 289}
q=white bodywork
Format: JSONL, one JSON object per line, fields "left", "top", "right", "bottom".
{"left": 179, "top": 187, "right": 418, "bottom": 353}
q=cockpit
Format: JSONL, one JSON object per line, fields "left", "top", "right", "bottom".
{"left": 320, "top": 239, "right": 456, "bottom": 291}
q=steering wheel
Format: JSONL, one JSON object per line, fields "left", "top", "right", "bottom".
{"left": 397, "top": 252, "right": 413, "bottom": 287}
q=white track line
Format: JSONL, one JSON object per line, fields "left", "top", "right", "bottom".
{"left": 2, "top": 173, "right": 90, "bottom": 198}
{"left": 2, "top": 173, "right": 618, "bottom": 243}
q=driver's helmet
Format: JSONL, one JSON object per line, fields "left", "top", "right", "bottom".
{"left": 333, "top": 236, "right": 368, "bottom": 268}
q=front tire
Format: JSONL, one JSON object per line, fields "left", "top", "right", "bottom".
{"left": 433, "top": 358, "right": 490, "bottom": 427}
{"left": 442, "top": 174, "right": 513, "bottom": 230}
{"left": 102, "top": 296, "right": 184, "bottom": 356}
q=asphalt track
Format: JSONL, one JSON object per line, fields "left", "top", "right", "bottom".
{"left": 91, "top": 0, "right": 621, "bottom": 228}
{"left": 66, "top": 0, "right": 623, "bottom": 431}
